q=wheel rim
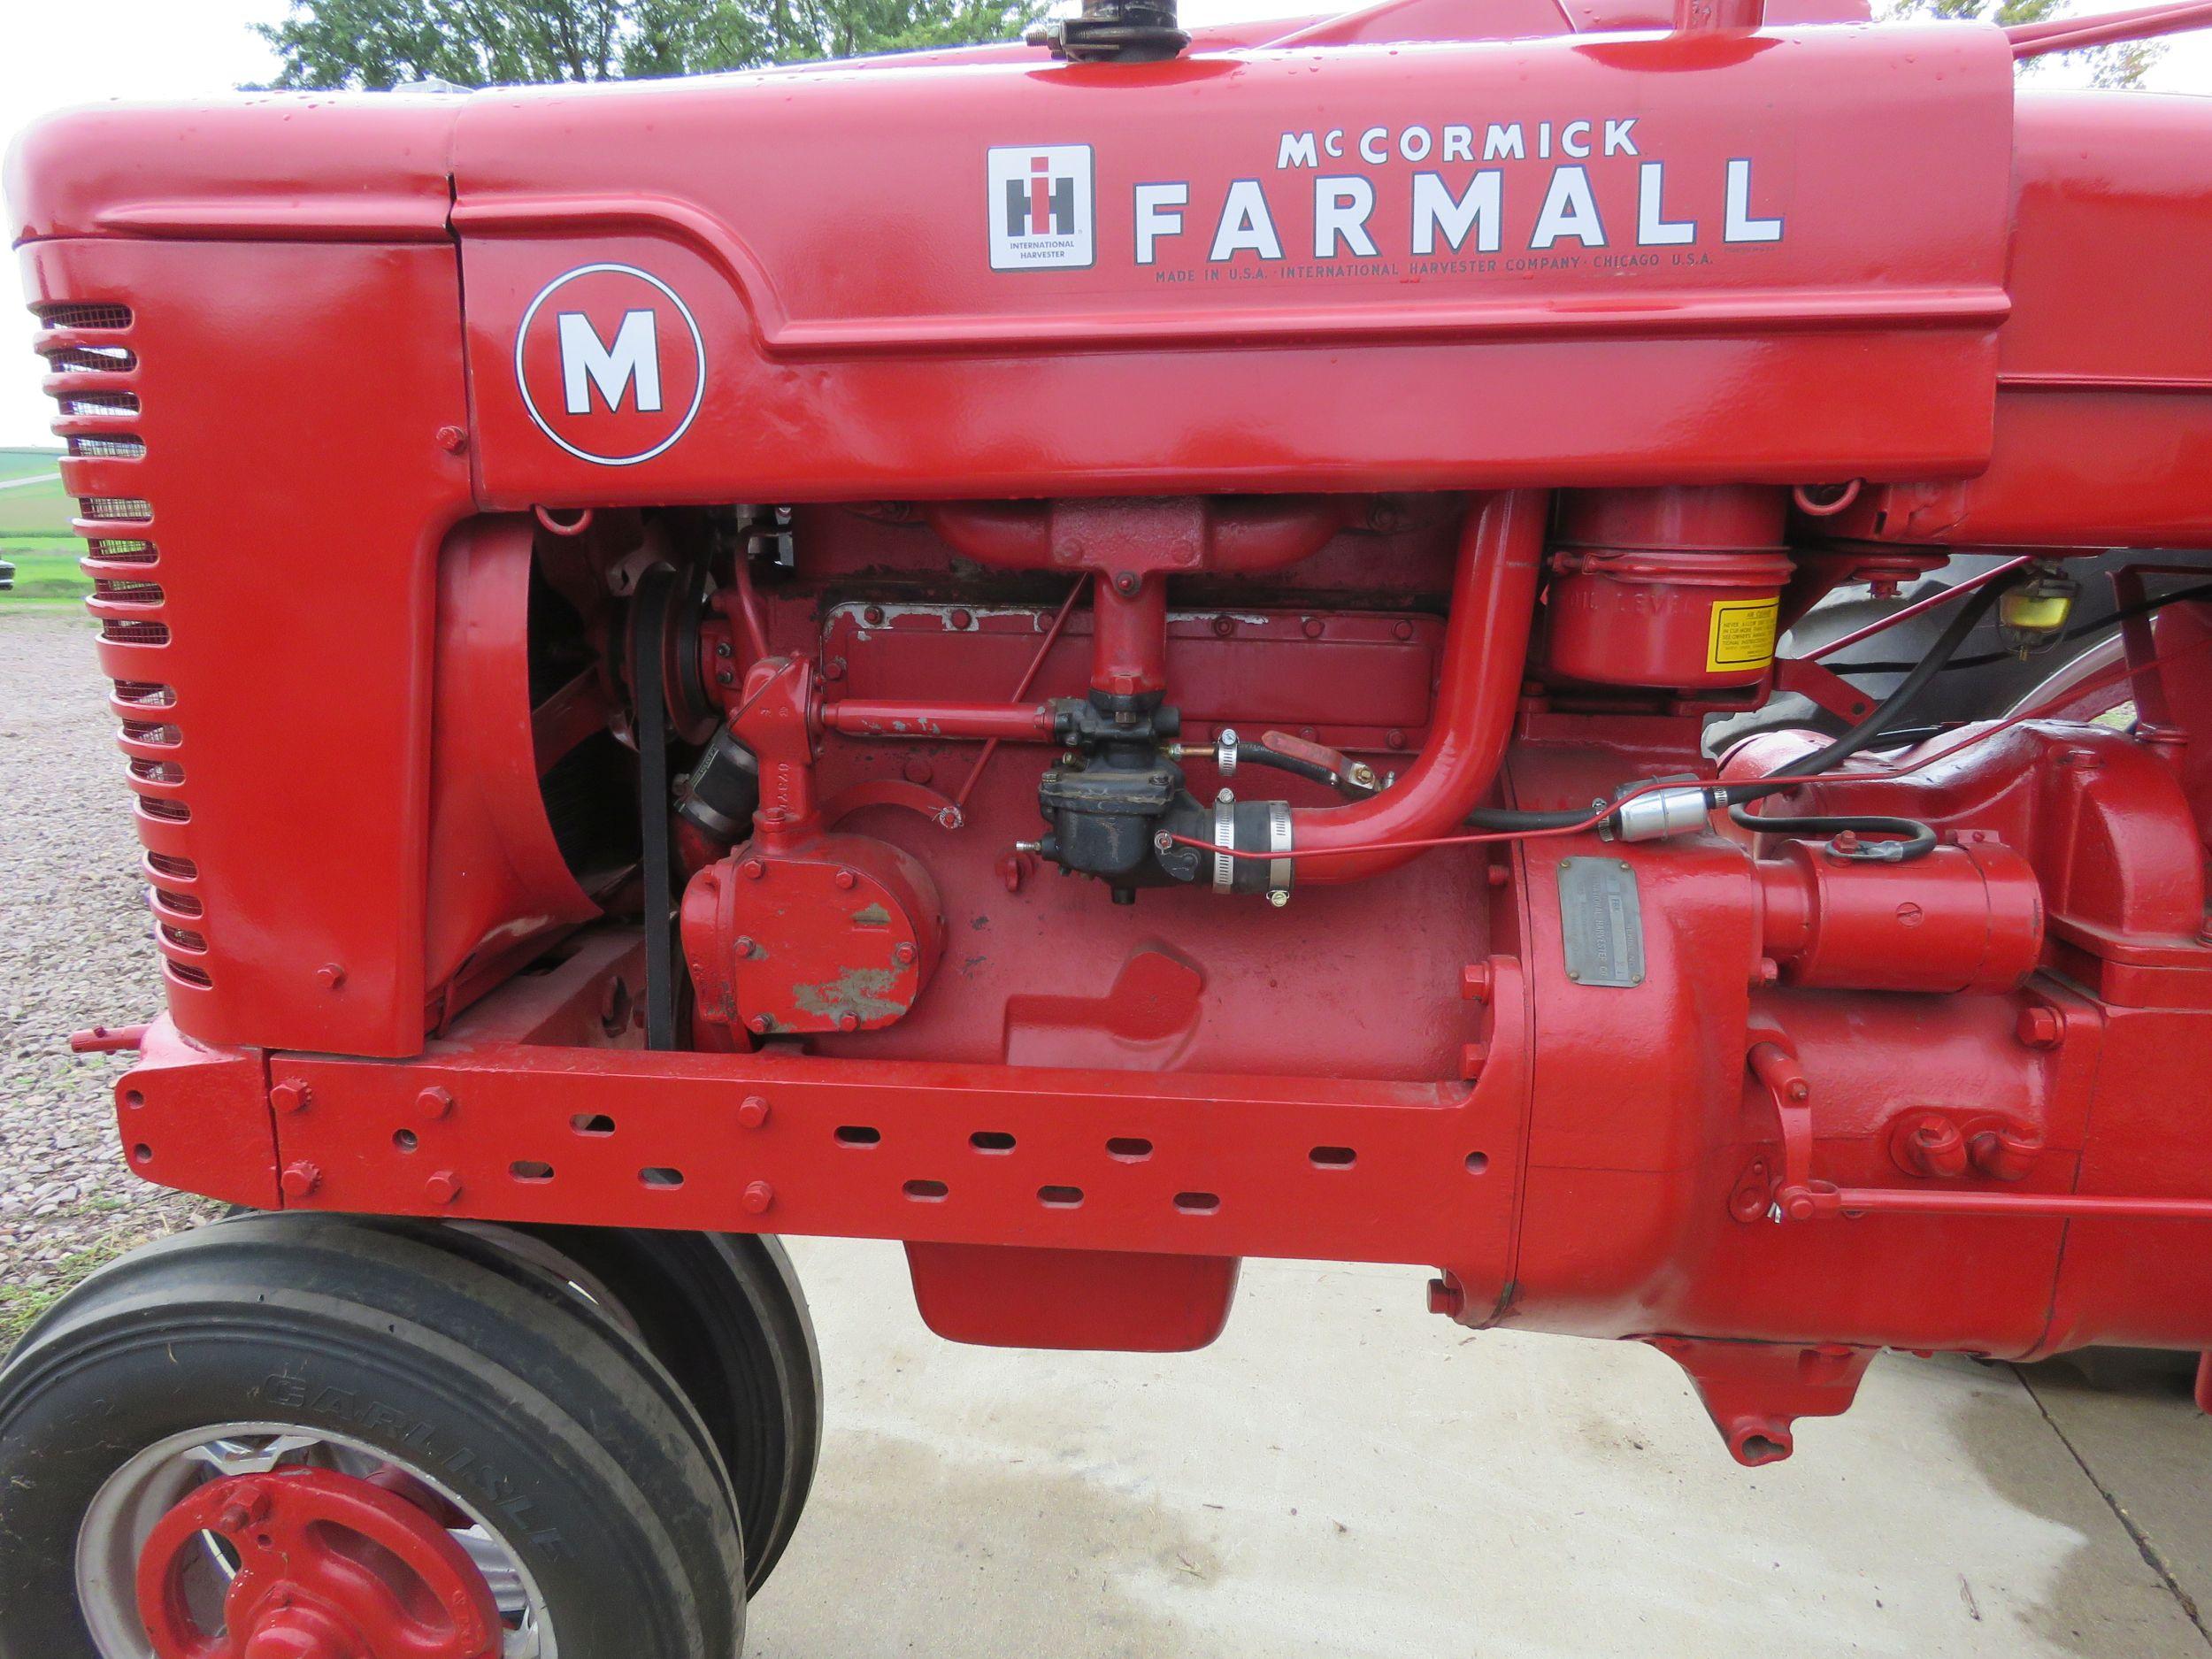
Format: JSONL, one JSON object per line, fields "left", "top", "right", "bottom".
{"left": 76, "top": 1423, "right": 557, "bottom": 1659}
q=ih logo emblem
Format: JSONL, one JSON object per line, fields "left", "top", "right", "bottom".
{"left": 515, "top": 264, "right": 705, "bottom": 466}
{"left": 987, "top": 145, "right": 1094, "bottom": 271}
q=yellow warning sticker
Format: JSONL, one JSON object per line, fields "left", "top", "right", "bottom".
{"left": 1707, "top": 597, "right": 1780, "bottom": 672}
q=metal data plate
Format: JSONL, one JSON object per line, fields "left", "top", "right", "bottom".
{"left": 1556, "top": 857, "right": 1646, "bottom": 988}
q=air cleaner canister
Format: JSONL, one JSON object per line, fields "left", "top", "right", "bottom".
{"left": 1544, "top": 487, "right": 1793, "bottom": 690}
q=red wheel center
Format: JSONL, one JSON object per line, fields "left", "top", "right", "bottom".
{"left": 136, "top": 1464, "right": 503, "bottom": 1659}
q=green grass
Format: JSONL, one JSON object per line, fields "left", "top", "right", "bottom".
{"left": 0, "top": 460, "right": 71, "bottom": 541}
{"left": 4, "top": 544, "right": 90, "bottom": 606}
{"left": 0, "top": 1240, "right": 129, "bottom": 1350}
{"left": 0, "top": 447, "right": 61, "bottom": 484}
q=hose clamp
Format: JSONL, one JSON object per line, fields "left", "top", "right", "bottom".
{"left": 1213, "top": 790, "right": 1236, "bottom": 895}
{"left": 1267, "top": 800, "right": 1293, "bottom": 895}
{"left": 1217, "top": 728, "right": 1240, "bottom": 777}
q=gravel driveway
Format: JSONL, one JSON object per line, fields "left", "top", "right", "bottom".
{"left": 0, "top": 614, "right": 216, "bottom": 1347}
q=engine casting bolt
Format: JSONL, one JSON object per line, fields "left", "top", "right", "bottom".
{"left": 279, "top": 1162, "right": 321, "bottom": 1200}
{"left": 269, "top": 1081, "right": 311, "bottom": 1116}
{"left": 1268, "top": 890, "right": 1289, "bottom": 908}
{"left": 1212, "top": 616, "right": 1234, "bottom": 638}
{"left": 425, "top": 1170, "right": 463, "bottom": 1206}
{"left": 1112, "top": 572, "right": 1141, "bottom": 597}
{"left": 837, "top": 1012, "right": 861, "bottom": 1032}
{"left": 863, "top": 605, "right": 885, "bottom": 626}
{"left": 1426, "top": 1278, "right": 1464, "bottom": 1317}
{"left": 417, "top": 1086, "right": 454, "bottom": 1120}
{"left": 834, "top": 868, "right": 857, "bottom": 890}
{"left": 1386, "top": 729, "right": 1406, "bottom": 749}
{"left": 434, "top": 424, "right": 467, "bottom": 454}
{"left": 1394, "top": 620, "right": 1414, "bottom": 641}
{"left": 895, "top": 941, "right": 918, "bottom": 965}
{"left": 741, "top": 858, "right": 766, "bottom": 880}
{"left": 742, "top": 1180, "right": 775, "bottom": 1215}
{"left": 823, "top": 657, "right": 846, "bottom": 681}
{"left": 949, "top": 608, "right": 973, "bottom": 630}
{"left": 749, "top": 1015, "right": 773, "bottom": 1035}
{"left": 738, "top": 1095, "right": 771, "bottom": 1129}
{"left": 1302, "top": 618, "right": 1323, "bottom": 640}
{"left": 734, "top": 935, "right": 757, "bottom": 957}
{"left": 1460, "top": 962, "right": 1494, "bottom": 1003}
{"left": 2017, "top": 1006, "right": 2065, "bottom": 1049}
{"left": 1461, "top": 1042, "right": 1488, "bottom": 1079}
{"left": 316, "top": 963, "right": 346, "bottom": 990}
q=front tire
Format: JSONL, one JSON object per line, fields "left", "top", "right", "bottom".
{"left": 0, "top": 1213, "right": 747, "bottom": 1659}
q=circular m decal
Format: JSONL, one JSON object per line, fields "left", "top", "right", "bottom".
{"left": 515, "top": 264, "right": 705, "bottom": 466}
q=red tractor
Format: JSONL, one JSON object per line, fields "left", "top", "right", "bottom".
{"left": 7, "top": 0, "right": 2212, "bottom": 1649}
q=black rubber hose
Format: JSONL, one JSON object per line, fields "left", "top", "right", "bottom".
{"left": 1233, "top": 743, "right": 1377, "bottom": 799}
{"left": 1466, "top": 803, "right": 1594, "bottom": 831}
{"left": 1725, "top": 810, "right": 1939, "bottom": 863}
{"left": 1725, "top": 580, "right": 2007, "bottom": 804}
{"left": 1835, "top": 575, "right": 2212, "bottom": 677}
{"left": 1458, "top": 582, "right": 2007, "bottom": 843}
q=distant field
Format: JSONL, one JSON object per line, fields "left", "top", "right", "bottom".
{"left": 0, "top": 447, "right": 59, "bottom": 483}
{"left": 0, "top": 446, "right": 86, "bottom": 611}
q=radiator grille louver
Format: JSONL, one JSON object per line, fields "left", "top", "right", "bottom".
{"left": 30, "top": 296, "right": 210, "bottom": 992}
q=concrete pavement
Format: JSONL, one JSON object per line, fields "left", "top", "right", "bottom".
{"left": 746, "top": 1242, "right": 2212, "bottom": 1658}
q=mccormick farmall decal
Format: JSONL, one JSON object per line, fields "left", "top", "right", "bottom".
{"left": 987, "top": 122, "right": 1785, "bottom": 277}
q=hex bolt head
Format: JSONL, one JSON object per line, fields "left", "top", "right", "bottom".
{"left": 733, "top": 934, "right": 757, "bottom": 957}
{"left": 863, "top": 605, "right": 886, "bottom": 626}
{"left": 1460, "top": 962, "right": 1494, "bottom": 1003}
{"left": 837, "top": 1011, "right": 860, "bottom": 1033}
{"left": 2017, "top": 1006, "right": 2064, "bottom": 1049}
{"left": 742, "top": 1180, "right": 775, "bottom": 1215}
{"left": 434, "top": 424, "right": 468, "bottom": 454}
{"left": 741, "top": 858, "right": 766, "bottom": 880}
{"left": 1426, "top": 1278, "right": 1465, "bottom": 1317}
{"left": 269, "top": 1081, "right": 311, "bottom": 1116}
{"left": 217, "top": 1488, "right": 268, "bottom": 1532}
{"left": 748, "top": 1014, "right": 773, "bottom": 1035}
{"left": 1302, "top": 618, "right": 1323, "bottom": 640}
{"left": 894, "top": 941, "right": 918, "bottom": 966}
{"left": 316, "top": 963, "right": 346, "bottom": 991}
{"left": 738, "top": 1095, "right": 771, "bottom": 1129}
{"left": 425, "top": 1170, "right": 463, "bottom": 1206}
{"left": 1461, "top": 1041, "right": 1488, "bottom": 1079}
{"left": 416, "top": 1086, "right": 454, "bottom": 1120}
{"left": 1112, "top": 572, "right": 1141, "bottom": 597}
{"left": 279, "top": 1161, "right": 322, "bottom": 1200}
{"left": 833, "top": 868, "right": 857, "bottom": 891}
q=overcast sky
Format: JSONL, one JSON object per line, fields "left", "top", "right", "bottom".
{"left": 4, "top": 0, "right": 2209, "bottom": 449}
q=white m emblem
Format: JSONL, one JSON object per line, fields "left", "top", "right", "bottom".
{"left": 558, "top": 309, "right": 663, "bottom": 415}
